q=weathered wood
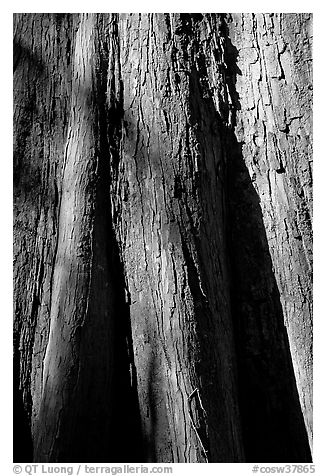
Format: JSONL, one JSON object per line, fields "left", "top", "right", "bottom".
{"left": 14, "top": 14, "right": 118, "bottom": 462}
{"left": 226, "top": 13, "right": 313, "bottom": 453}
{"left": 14, "top": 13, "right": 74, "bottom": 461}
{"left": 13, "top": 13, "right": 312, "bottom": 463}
{"left": 111, "top": 13, "right": 244, "bottom": 462}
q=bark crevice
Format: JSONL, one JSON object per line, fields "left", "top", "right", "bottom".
{"left": 219, "top": 19, "right": 311, "bottom": 462}
{"left": 13, "top": 13, "right": 313, "bottom": 463}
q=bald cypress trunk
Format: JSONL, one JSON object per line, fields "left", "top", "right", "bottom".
{"left": 13, "top": 13, "right": 312, "bottom": 463}
{"left": 226, "top": 13, "right": 313, "bottom": 456}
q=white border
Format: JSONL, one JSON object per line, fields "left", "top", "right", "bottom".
{"left": 2, "top": 4, "right": 325, "bottom": 474}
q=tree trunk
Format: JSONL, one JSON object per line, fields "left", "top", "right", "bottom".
{"left": 13, "top": 13, "right": 312, "bottom": 463}
{"left": 226, "top": 13, "right": 313, "bottom": 454}
{"left": 14, "top": 13, "right": 134, "bottom": 463}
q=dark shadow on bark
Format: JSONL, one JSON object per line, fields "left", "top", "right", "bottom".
{"left": 219, "top": 16, "right": 312, "bottom": 462}
{"left": 13, "top": 335, "right": 33, "bottom": 462}
{"left": 13, "top": 13, "right": 311, "bottom": 463}
{"left": 99, "top": 37, "right": 145, "bottom": 461}
{"left": 108, "top": 235, "right": 145, "bottom": 463}
{"left": 186, "top": 68, "right": 243, "bottom": 462}
{"left": 116, "top": 13, "right": 312, "bottom": 461}
{"left": 48, "top": 40, "right": 144, "bottom": 462}
{"left": 146, "top": 354, "right": 159, "bottom": 462}
{"left": 13, "top": 22, "right": 144, "bottom": 462}
{"left": 13, "top": 39, "right": 45, "bottom": 193}
{"left": 172, "top": 13, "right": 311, "bottom": 462}
{"left": 13, "top": 39, "right": 46, "bottom": 463}
{"left": 226, "top": 132, "right": 312, "bottom": 462}
{"left": 13, "top": 39, "right": 45, "bottom": 74}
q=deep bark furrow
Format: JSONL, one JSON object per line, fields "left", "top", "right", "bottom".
{"left": 32, "top": 14, "right": 116, "bottom": 462}
{"left": 13, "top": 13, "right": 312, "bottom": 463}
{"left": 226, "top": 13, "right": 312, "bottom": 451}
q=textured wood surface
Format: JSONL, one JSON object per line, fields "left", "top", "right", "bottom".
{"left": 13, "top": 13, "right": 312, "bottom": 463}
{"left": 227, "top": 13, "right": 313, "bottom": 451}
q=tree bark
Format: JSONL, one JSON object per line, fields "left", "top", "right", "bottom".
{"left": 226, "top": 13, "right": 313, "bottom": 453}
{"left": 111, "top": 13, "right": 244, "bottom": 462}
{"left": 14, "top": 13, "right": 73, "bottom": 460}
{"left": 14, "top": 13, "right": 119, "bottom": 462}
{"left": 13, "top": 13, "right": 312, "bottom": 463}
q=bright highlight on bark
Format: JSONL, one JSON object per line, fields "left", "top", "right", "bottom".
{"left": 13, "top": 13, "right": 312, "bottom": 463}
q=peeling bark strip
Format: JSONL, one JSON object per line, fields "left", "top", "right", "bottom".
{"left": 13, "top": 13, "right": 312, "bottom": 463}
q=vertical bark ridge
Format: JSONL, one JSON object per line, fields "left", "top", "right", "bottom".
{"left": 206, "top": 13, "right": 312, "bottom": 461}
{"left": 13, "top": 13, "right": 313, "bottom": 463}
{"left": 34, "top": 14, "right": 115, "bottom": 462}
{"left": 103, "top": 13, "right": 145, "bottom": 462}
{"left": 224, "top": 13, "right": 312, "bottom": 456}
{"left": 112, "top": 13, "right": 245, "bottom": 462}
{"left": 14, "top": 13, "right": 75, "bottom": 461}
